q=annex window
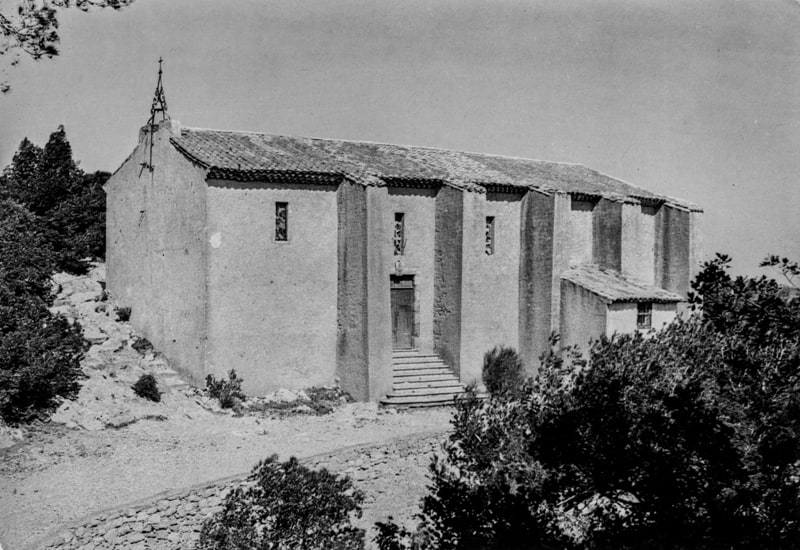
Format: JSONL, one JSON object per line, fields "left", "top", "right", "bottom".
{"left": 275, "top": 202, "right": 288, "bottom": 241}
{"left": 394, "top": 213, "right": 405, "bottom": 256}
{"left": 485, "top": 216, "right": 495, "bottom": 255}
{"left": 637, "top": 302, "right": 652, "bottom": 330}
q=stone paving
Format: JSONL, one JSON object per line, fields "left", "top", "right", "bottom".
{"left": 33, "top": 432, "right": 444, "bottom": 550}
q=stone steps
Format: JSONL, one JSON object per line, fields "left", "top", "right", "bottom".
{"left": 393, "top": 378, "right": 463, "bottom": 389}
{"left": 381, "top": 350, "right": 469, "bottom": 408}
{"left": 391, "top": 367, "right": 453, "bottom": 377}
{"left": 391, "top": 355, "right": 445, "bottom": 365}
{"left": 382, "top": 392, "right": 469, "bottom": 407}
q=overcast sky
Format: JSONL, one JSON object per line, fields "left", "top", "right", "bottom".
{"left": 0, "top": 0, "right": 797, "bottom": 277}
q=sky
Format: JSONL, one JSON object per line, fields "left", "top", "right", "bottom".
{"left": 0, "top": 0, "right": 797, "bottom": 277}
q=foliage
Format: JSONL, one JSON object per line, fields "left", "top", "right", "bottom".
{"left": 197, "top": 454, "right": 365, "bottom": 550}
{"left": 115, "top": 306, "right": 131, "bottom": 321}
{"left": 0, "top": 0, "right": 134, "bottom": 93}
{"left": 306, "top": 386, "right": 353, "bottom": 415}
{"left": 131, "top": 373, "right": 160, "bottom": 402}
{"left": 131, "top": 335, "right": 153, "bottom": 356}
{"left": 206, "top": 369, "right": 246, "bottom": 409}
{"left": 47, "top": 169, "right": 108, "bottom": 261}
{"left": 0, "top": 128, "right": 105, "bottom": 423}
{"left": 1, "top": 125, "right": 80, "bottom": 214}
{"left": 0, "top": 200, "right": 85, "bottom": 426}
{"left": 481, "top": 345, "right": 524, "bottom": 396}
{"left": 760, "top": 254, "right": 800, "bottom": 291}
{"left": 374, "top": 519, "right": 436, "bottom": 550}
{"left": 0, "top": 127, "right": 106, "bottom": 272}
{"left": 0, "top": 199, "right": 58, "bottom": 301}
{"left": 0, "top": 199, "right": 87, "bottom": 423}
{"left": 240, "top": 386, "right": 352, "bottom": 417}
{"left": 377, "top": 255, "right": 800, "bottom": 550}
{"left": 0, "top": 289, "right": 86, "bottom": 423}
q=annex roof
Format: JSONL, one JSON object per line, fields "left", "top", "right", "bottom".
{"left": 561, "top": 265, "right": 684, "bottom": 304}
{"left": 170, "top": 128, "right": 700, "bottom": 210}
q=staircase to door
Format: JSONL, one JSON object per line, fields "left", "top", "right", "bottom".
{"left": 380, "top": 349, "right": 469, "bottom": 408}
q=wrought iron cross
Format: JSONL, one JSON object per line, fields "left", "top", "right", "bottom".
{"left": 141, "top": 58, "right": 170, "bottom": 174}
{"left": 149, "top": 57, "right": 170, "bottom": 124}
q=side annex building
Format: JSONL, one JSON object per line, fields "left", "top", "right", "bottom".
{"left": 105, "top": 117, "right": 702, "bottom": 405}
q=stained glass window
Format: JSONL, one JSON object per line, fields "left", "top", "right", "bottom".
{"left": 485, "top": 216, "right": 495, "bottom": 255}
{"left": 275, "top": 202, "right": 288, "bottom": 241}
{"left": 394, "top": 213, "right": 405, "bottom": 256}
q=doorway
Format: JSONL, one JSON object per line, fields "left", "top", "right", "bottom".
{"left": 391, "top": 275, "right": 415, "bottom": 349}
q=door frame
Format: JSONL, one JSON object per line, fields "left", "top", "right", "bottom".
{"left": 390, "top": 274, "right": 417, "bottom": 350}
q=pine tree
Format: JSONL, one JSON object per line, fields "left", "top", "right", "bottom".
{"left": 29, "top": 125, "right": 82, "bottom": 215}
{"left": 0, "top": 137, "right": 43, "bottom": 204}
{"left": 0, "top": 126, "right": 106, "bottom": 272}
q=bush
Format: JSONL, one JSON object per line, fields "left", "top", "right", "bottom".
{"left": 115, "top": 306, "right": 131, "bottom": 322}
{"left": 0, "top": 290, "right": 87, "bottom": 423}
{"left": 0, "top": 199, "right": 58, "bottom": 302}
{"left": 1, "top": 127, "right": 107, "bottom": 272}
{"left": 206, "top": 370, "right": 246, "bottom": 409}
{"left": 481, "top": 345, "right": 524, "bottom": 396}
{"left": 306, "top": 386, "right": 353, "bottom": 415}
{"left": 47, "top": 170, "right": 108, "bottom": 262}
{"left": 131, "top": 336, "right": 154, "bottom": 355}
{"left": 0, "top": 199, "right": 88, "bottom": 423}
{"left": 0, "top": 128, "right": 106, "bottom": 423}
{"left": 132, "top": 374, "right": 160, "bottom": 402}
{"left": 197, "top": 455, "right": 365, "bottom": 550}
{"left": 377, "top": 255, "right": 800, "bottom": 550}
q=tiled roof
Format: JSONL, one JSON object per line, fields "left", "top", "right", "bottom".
{"left": 170, "top": 128, "right": 699, "bottom": 209}
{"left": 561, "top": 265, "right": 684, "bottom": 303}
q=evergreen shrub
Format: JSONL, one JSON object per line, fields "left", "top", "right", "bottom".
{"left": 206, "top": 369, "right": 245, "bottom": 409}
{"left": 131, "top": 336, "right": 154, "bottom": 355}
{"left": 306, "top": 386, "right": 353, "bottom": 415}
{"left": 0, "top": 200, "right": 86, "bottom": 423}
{"left": 115, "top": 306, "right": 131, "bottom": 322}
{"left": 1, "top": 126, "right": 107, "bottom": 270}
{"left": 481, "top": 345, "right": 524, "bottom": 396}
{"left": 197, "top": 455, "right": 365, "bottom": 550}
{"left": 132, "top": 373, "right": 160, "bottom": 402}
{"left": 0, "top": 126, "right": 108, "bottom": 423}
{"left": 0, "top": 291, "right": 86, "bottom": 423}
{"left": 376, "top": 255, "right": 800, "bottom": 550}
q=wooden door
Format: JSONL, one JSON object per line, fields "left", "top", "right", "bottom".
{"left": 391, "top": 278, "right": 414, "bottom": 349}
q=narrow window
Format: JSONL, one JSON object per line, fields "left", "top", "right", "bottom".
{"left": 637, "top": 302, "right": 652, "bottom": 330}
{"left": 275, "top": 202, "right": 288, "bottom": 241}
{"left": 394, "top": 213, "right": 405, "bottom": 256}
{"left": 485, "top": 216, "right": 495, "bottom": 255}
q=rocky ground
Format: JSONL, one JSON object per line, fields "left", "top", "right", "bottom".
{"left": 0, "top": 266, "right": 452, "bottom": 549}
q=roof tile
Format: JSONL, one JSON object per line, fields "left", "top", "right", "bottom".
{"left": 561, "top": 265, "right": 684, "bottom": 303}
{"left": 170, "top": 128, "right": 699, "bottom": 209}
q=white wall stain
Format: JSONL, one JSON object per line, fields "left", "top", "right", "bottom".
{"left": 209, "top": 232, "right": 222, "bottom": 248}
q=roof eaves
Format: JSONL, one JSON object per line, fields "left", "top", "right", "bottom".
{"left": 446, "top": 179, "right": 485, "bottom": 193}
{"left": 170, "top": 137, "right": 211, "bottom": 169}
{"left": 206, "top": 167, "right": 343, "bottom": 185}
{"left": 344, "top": 173, "right": 386, "bottom": 187}
{"left": 628, "top": 194, "right": 666, "bottom": 208}
{"left": 568, "top": 190, "right": 604, "bottom": 203}
{"left": 381, "top": 176, "right": 486, "bottom": 193}
{"left": 605, "top": 294, "right": 683, "bottom": 304}
{"left": 382, "top": 176, "right": 443, "bottom": 189}
{"left": 480, "top": 182, "right": 529, "bottom": 194}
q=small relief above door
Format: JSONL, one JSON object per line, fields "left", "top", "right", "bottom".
{"left": 391, "top": 276, "right": 414, "bottom": 350}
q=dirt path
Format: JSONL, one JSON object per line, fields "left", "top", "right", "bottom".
{"left": 1, "top": 404, "right": 451, "bottom": 549}
{"left": 0, "top": 267, "right": 454, "bottom": 549}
